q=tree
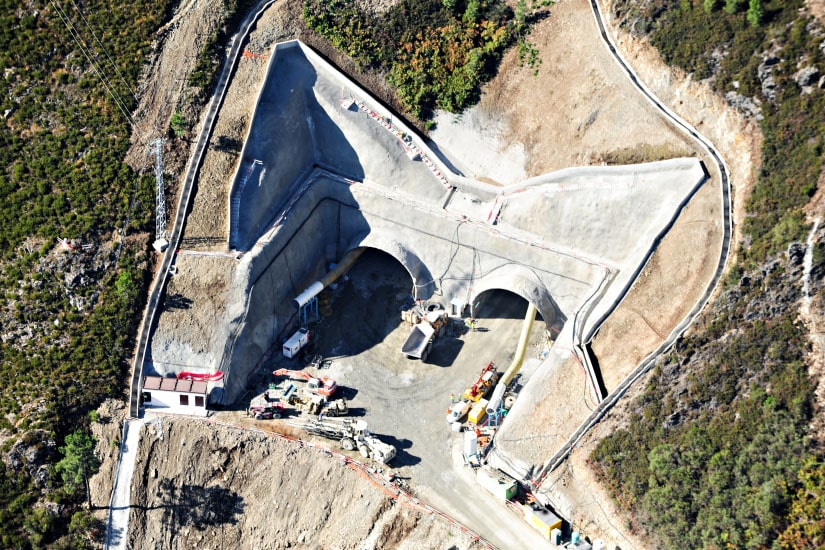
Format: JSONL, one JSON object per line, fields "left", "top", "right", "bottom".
{"left": 170, "top": 111, "right": 186, "bottom": 137}
{"left": 704, "top": 0, "right": 718, "bottom": 12}
{"left": 723, "top": 0, "right": 741, "bottom": 14}
{"left": 778, "top": 458, "right": 825, "bottom": 548}
{"left": 747, "top": 0, "right": 764, "bottom": 27}
{"left": 55, "top": 430, "right": 100, "bottom": 510}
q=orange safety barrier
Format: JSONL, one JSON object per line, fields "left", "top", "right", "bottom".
{"left": 242, "top": 49, "right": 269, "bottom": 60}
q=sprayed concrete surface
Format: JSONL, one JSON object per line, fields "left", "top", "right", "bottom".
{"left": 147, "top": 41, "right": 706, "bottom": 404}
{"left": 132, "top": 37, "right": 714, "bottom": 546}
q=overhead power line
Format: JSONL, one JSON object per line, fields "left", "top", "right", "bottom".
{"left": 49, "top": 0, "right": 136, "bottom": 128}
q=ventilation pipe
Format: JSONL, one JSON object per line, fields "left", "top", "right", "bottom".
{"left": 487, "top": 302, "right": 537, "bottom": 415}
{"left": 292, "top": 248, "right": 366, "bottom": 309}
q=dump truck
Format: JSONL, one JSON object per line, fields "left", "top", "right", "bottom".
{"left": 295, "top": 418, "right": 396, "bottom": 464}
{"left": 401, "top": 307, "right": 449, "bottom": 361}
{"left": 273, "top": 368, "right": 337, "bottom": 397}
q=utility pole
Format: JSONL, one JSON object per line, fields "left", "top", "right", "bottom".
{"left": 149, "top": 138, "right": 169, "bottom": 252}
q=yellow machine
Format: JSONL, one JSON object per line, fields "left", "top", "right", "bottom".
{"left": 464, "top": 362, "right": 499, "bottom": 402}
{"left": 468, "top": 398, "right": 489, "bottom": 425}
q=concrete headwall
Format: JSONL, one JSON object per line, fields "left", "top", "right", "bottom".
{"left": 216, "top": 172, "right": 584, "bottom": 404}
{"left": 207, "top": 41, "right": 708, "bottom": 406}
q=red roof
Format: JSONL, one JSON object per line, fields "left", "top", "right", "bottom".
{"left": 143, "top": 375, "right": 208, "bottom": 395}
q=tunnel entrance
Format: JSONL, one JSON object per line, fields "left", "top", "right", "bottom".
{"left": 308, "top": 248, "right": 413, "bottom": 358}
{"left": 472, "top": 289, "right": 546, "bottom": 322}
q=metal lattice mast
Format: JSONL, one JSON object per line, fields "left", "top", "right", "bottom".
{"left": 149, "top": 138, "right": 167, "bottom": 243}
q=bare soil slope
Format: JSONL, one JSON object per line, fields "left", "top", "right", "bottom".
{"left": 127, "top": 417, "right": 485, "bottom": 550}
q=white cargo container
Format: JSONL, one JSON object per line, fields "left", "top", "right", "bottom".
{"left": 283, "top": 328, "right": 310, "bottom": 358}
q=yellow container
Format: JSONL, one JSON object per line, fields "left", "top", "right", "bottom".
{"left": 468, "top": 398, "right": 488, "bottom": 424}
{"left": 522, "top": 504, "right": 563, "bottom": 540}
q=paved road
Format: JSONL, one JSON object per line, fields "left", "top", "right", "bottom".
{"left": 103, "top": 419, "right": 142, "bottom": 550}
{"left": 532, "top": 0, "right": 733, "bottom": 484}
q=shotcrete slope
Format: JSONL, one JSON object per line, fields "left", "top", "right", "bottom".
{"left": 147, "top": 42, "right": 707, "bottom": 411}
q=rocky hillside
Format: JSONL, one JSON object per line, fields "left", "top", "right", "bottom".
{"left": 589, "top": 0, "right": 825, "bottom": 547}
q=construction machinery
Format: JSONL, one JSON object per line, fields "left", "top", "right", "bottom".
{"left": 283, "top": 327, "right": 311, "bottom": 358}
{"left": 248, "top": 402, "right": 285, "bottom": 420}
{"left": 401, "top": 303, "right": 449, "bottom": 361}
{"left": 320, "top": 398, "right": 349, "bottom": 417}
{"left": 446, "top": 400, "right": 472, "bottom": 424}
{"left": 287, "top": 392, "right": 327, "bottom": 415}
{"left": 464, "top": 361, "right": 499, "bottom": 402}
{"left": 469, "top": 398, "right": 489, "bottom": 425}
{"left": 273, "top": 368, "right": 337, "bottom": 397}
{"left": 294, "top": 418, "right": 396, "bottom": 464}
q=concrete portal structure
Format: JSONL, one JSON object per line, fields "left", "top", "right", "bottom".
{"left": 146, "top": 41, "right": 706, "bottom": 410}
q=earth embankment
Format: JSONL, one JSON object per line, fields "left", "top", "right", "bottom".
{"left": 128, "top": 417, "right": 487, "bottom": 549}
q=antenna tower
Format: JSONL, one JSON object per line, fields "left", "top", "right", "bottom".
{"left": 149, "top": 138, "right": 169, "bottom": 252}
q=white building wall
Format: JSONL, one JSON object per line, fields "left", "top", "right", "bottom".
{"left": 143, "top": 390, "right": 208, "bottom": 417}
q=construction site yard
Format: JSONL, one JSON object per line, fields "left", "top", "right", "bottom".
{"left": 216, "top": 249, "right": 554, "bottom": 548}
{"left": 95, "top": 0, "right": 765, "bottom": 548}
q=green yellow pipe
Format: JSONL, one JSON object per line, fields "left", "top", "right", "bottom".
{"left": 501, "top": 302, "right": 537, "bottom": 386}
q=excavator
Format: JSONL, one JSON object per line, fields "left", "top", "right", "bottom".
{"left": 273, "top": 368, "right": 337, "bottom": 397}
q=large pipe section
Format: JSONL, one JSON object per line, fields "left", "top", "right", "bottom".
{"left": 487, "top": 302, "right": 537, "bottom": 415}
{"left": 292, "top": 247, "right": 366, "bottom": 308}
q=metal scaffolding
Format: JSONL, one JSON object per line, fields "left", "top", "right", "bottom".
{"left": 149, "top": 138, "right": 168, "bottom": 251}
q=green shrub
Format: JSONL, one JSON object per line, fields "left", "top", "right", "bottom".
{"left": 303, "top": 0, "right": 519, "bottom": 121}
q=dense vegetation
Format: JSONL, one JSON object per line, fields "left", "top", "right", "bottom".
{"left": 592, "top": 1, "right": 824, "bottom": 547}
{"left": 0, "top": 0, "right": 263, "bottom": 541}
{"left": 592, "top": 298, "right": 815, "bottom": 547}
{"left": 624, "top": 0, "right": 823, "bottom": 264}
{"left": 0, "top": 0, "right": 174, "bottom": 546}
{"left": 303, "top": 0, "right": 551, "bottom": 121}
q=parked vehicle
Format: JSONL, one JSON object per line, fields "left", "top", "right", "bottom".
{"left": 446, "top": 400, "right": 472, "bottom": 424}
{"left": 401, "top": 305, "right": 448, "bottom": 361}
{"left": 273, "top": 368, "right": 337, "bottom": 397}
{"left": 248, "top": 402, "right": 285, "bottom": 420}
{"left": 295, "top": 418, "right": 396, "bottom": 464}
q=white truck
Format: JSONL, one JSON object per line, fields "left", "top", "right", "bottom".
{"left": 283, "top": 328, "right": 310, "bottom": 358}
